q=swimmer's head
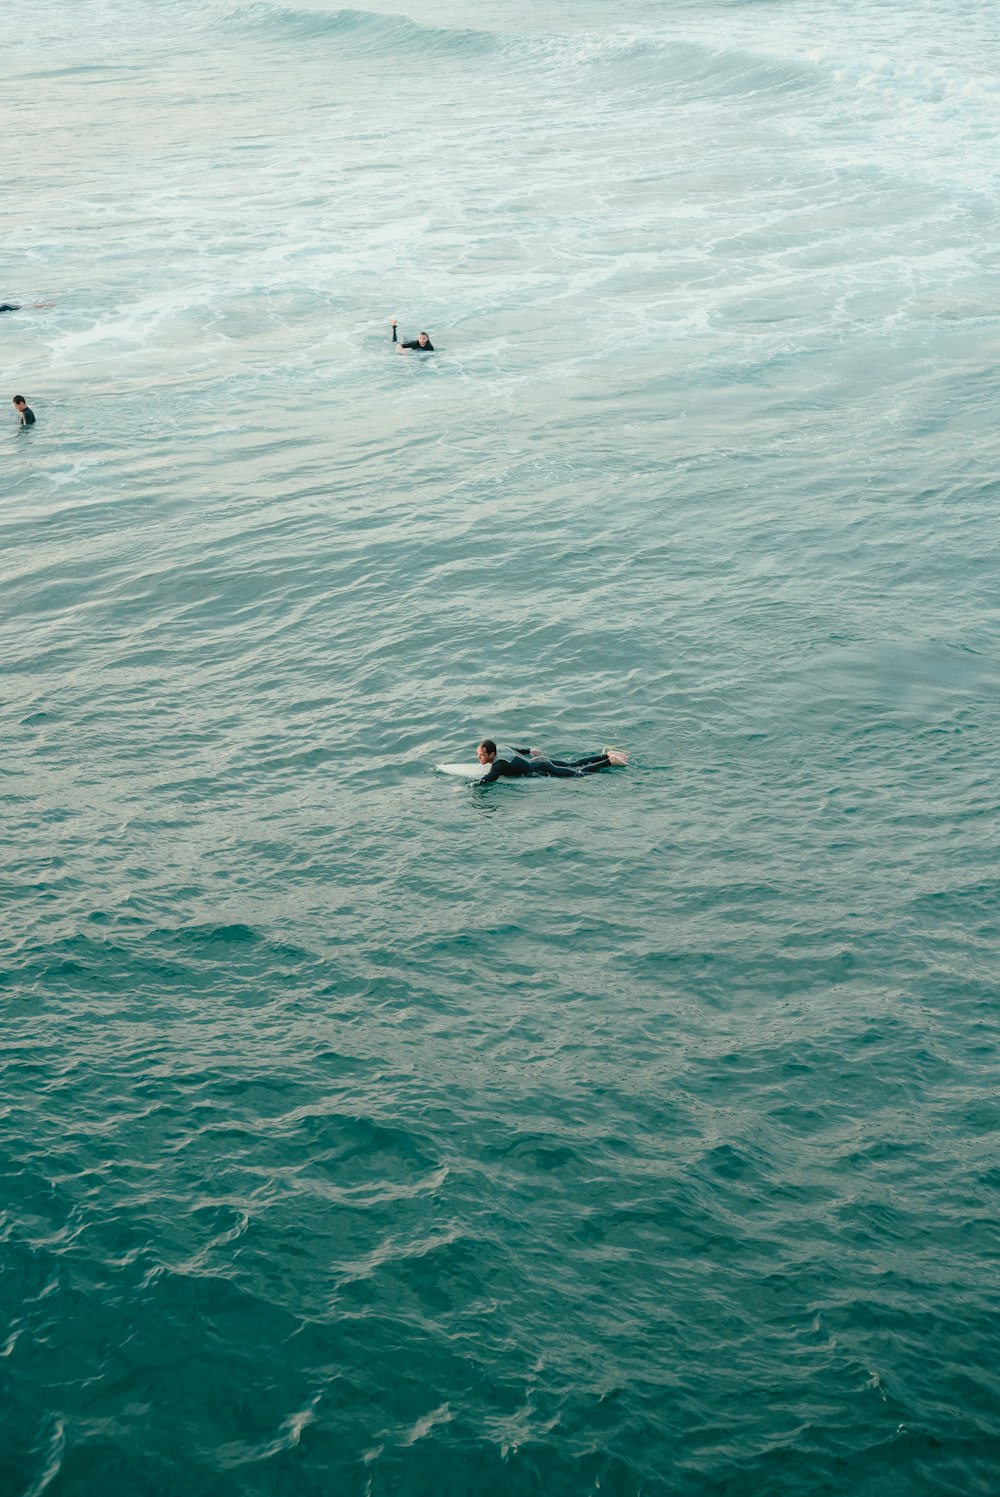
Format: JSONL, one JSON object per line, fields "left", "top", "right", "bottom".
{"left": 477, "top": 740, "right": 497, "bottom": 765}
{"left": 12, "top": 396, "right": 26, "bottom": 409}
{"left": 417, "top": 332, "right": 430, "bottom": 347}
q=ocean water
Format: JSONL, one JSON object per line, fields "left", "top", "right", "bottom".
{"left": 3, "top": 0, "right": 999, "bottom": 1492}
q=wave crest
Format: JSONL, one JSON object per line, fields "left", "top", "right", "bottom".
{"left": 226, "top": 3, "right": 499, "bottom": 59}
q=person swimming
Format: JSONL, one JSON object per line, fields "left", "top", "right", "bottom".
{"left": 1, "top": 302, "right": 54, "bottom": 313}
{"left": 390, "top": 318, "right": 434, "bottom": 352}
{"left": 12, "top": 396, "right": 36, "bottom": 426}
{"left": 475, "top": 741, "right": 628, "bottom": 785}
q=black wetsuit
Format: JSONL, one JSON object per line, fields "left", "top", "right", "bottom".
{"left": 17, "top": 406, "right": 35, "bottom": 426}
{"left": 478, "top": 751, "right": 617, "bottom": 785}
{"left": 391, "top": 326, "right": 434, "bottom": 351}
{"left": 0, "top": 304, "right": 21, "bottom": 313}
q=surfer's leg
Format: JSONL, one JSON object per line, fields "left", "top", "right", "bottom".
{"left": 532, "top": 758, "right": 581, "bottom": 778}
{"left": 567, "top": 752, "right": 628, "bottom": 772}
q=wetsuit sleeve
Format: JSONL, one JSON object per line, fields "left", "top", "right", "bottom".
{"left": 391, "top": 324, "right": 397, "bottom": 343}
{"left": 478, "top": 762, "right": 504, "bottom": 784}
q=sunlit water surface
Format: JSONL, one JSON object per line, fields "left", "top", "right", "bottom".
{"left": 3, "top": 1, "right": 999, "bottom": 1492}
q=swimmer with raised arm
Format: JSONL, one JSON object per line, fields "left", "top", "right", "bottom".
{"left": 390, "top": 318, "right": 434, "bottom": 352}
{"left": 475, "top": 740, "right": 627, "bottom": 785}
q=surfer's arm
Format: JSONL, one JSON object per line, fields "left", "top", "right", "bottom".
{"left": 390, "top": 318, "right": 397, "bottom": 343}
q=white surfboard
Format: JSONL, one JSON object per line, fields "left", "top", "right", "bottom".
{"left": 436, "top": 762, "right": 484, "bottom": 780}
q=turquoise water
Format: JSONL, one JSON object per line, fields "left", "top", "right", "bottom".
{"left": 4, "top": 1, "right": 1000, "bottom": 1492}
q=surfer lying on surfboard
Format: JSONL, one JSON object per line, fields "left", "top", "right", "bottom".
{"left": 476, "top": 741, "right": 628, "bottom": 785}
{"left": 390, "top": 318, "right": 434, "bottom": 352}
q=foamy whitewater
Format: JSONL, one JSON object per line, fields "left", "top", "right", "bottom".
{"left": 3, "top": 1, "right": 999, "bottom": 1492}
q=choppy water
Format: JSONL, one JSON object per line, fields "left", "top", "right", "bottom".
{"left": 3, "top": 1, "right": 1000, "bottom": 1492}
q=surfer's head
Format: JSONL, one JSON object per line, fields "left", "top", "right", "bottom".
{"left": 417, "top": 331, "right": 430, "bottom": 347}
{"left": 477, "top": 740, "right": 497, "bottom": 765}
